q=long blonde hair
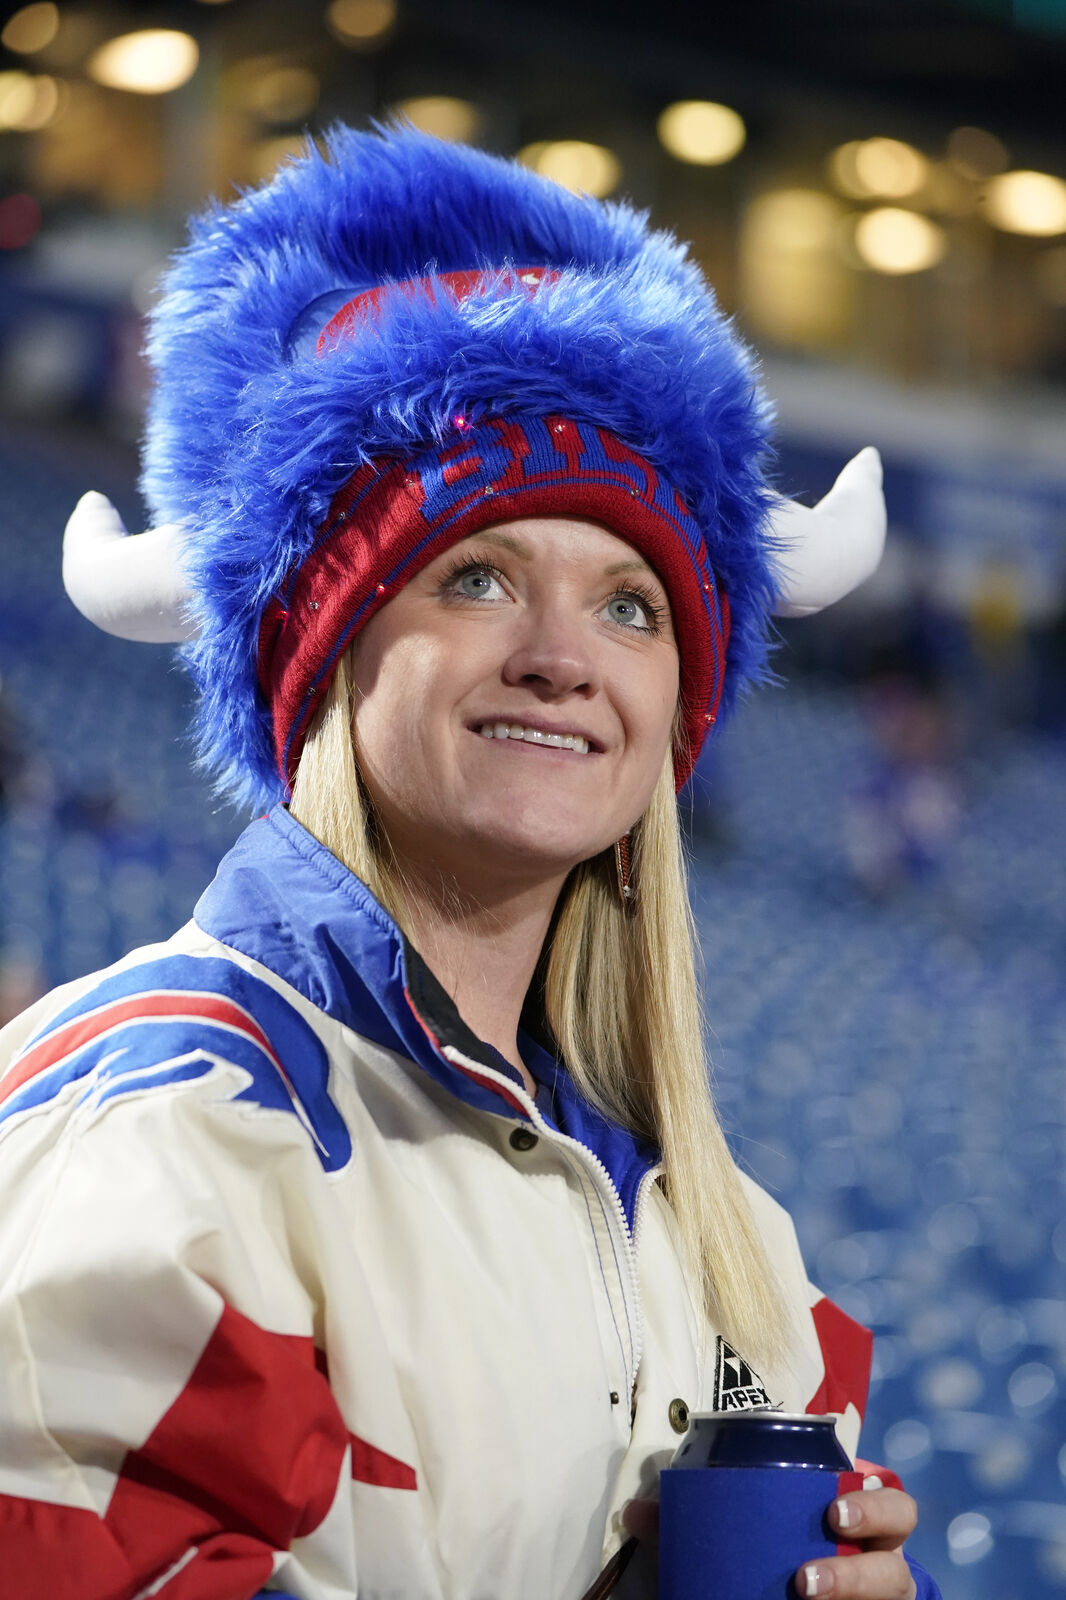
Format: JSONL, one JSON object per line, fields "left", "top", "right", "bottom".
{"left": 291, "top": 649, "right": 791, "bottom": 1366}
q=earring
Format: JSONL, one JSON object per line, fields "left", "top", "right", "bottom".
{"left": 614, "top": 833, "right": 635, "bottom": 908}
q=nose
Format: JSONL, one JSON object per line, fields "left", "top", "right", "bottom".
{"left": 500, "top": 603, "right": 601, "bottom": 700}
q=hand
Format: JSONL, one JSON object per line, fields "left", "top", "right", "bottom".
{"left": 795, "top": 1485, "right": 918, "bottom": 1598}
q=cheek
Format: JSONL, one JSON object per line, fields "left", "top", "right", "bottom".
{"left": 350, "top": 632, "right": 464, "bottom": 793}
{"left": 626, "top": 657, "right": 679, "bottom": 770}
{"left": 350, "top": 634, "right": 421, "bottom": 781}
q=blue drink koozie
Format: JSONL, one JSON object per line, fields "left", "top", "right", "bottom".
{"left": 659, "top": 1412, "right": 863, "bottom": 1600}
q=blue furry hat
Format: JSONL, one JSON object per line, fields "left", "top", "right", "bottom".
{"left": 142, "top": 123, "right": 777, "bottom": 809}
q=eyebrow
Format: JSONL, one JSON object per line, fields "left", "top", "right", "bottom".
{"left": 604, "top": 558, "right": 658, "bottom": 578}
{"left": 460, "top": 530, "right": 535, "bottom": 559}
{"left": 459, "top": 532, "right": 661, "bottom": 583}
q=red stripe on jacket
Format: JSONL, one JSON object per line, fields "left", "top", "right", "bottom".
{"left": 806, "top": 1295, "right": 874, "bottom": 1421}
{"left": 0, "top": 1302, "right": 415, "bottom": 1599}
{"left": 1, "top": 993, "right": 282, "bottom": 1107}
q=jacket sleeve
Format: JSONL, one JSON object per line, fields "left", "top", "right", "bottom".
{"left": 0, "top": 1041, "right": 356, "bottom": 1600}
{"left": 906, "top": 1554, "right": 944, "bottom": 1599}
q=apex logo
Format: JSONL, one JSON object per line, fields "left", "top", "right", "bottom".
{"left": 712, "top": 1336, "right": 774, "bottom": 1412}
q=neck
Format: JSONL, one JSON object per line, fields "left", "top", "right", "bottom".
{"left": 394, "top": 868, "right": 566, "bottom": 1098}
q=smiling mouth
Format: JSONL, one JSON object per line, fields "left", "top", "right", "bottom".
{"left": 474, "top": 721, "right": 594, "bottom": 755}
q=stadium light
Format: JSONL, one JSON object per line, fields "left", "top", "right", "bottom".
{"left": 0, "top": 70, "right": 60, "bottom": 130}
{"left": 327, "top": 0, "right": 396, "bottom": 48}
{"left": 830, "top": 138, "right": 928, "bottom": 200}
{"left": 87, "top": 31, "right": 199, "bottom": 95}
{"left": 854, "top": 208, "right": 947, "bottom": 274}
{"left": 984, "top": 170, "right": 1066, "bottom": 236}
{"left": 394, "top": 96, "right": 481, "bottom": 144}
{"left": 657, "top": 101, "right": 746, "bottom": 166}
{"left": 1, "top": 3, "right": 59, "bottom": 55}
{"left": 517, "top": 141, "right": 621, "bottom": 198}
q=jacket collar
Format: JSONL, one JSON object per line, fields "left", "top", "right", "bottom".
{"left": 194, "top": 807, "right": 658, "bottom": 1224}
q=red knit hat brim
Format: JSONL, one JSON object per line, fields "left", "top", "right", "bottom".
{"left": 258, "top": 415, "right": 729, "bottom": 792}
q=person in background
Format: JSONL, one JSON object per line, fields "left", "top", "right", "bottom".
{"left": 0, "top": 126, "right": 933, "bottom": 1600}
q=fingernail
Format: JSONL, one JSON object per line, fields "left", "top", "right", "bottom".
{"left": 802, "top": 1565, "right": 829, "bottom": 1596}
{"left": 834, "top": 1496, "right": 857, "bottom": 1530}
{"left": 862, "top": 1474, "right": 883, "bottom": 1491}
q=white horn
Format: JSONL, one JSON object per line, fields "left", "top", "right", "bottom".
{"left": 769, "top": 447, "right": 887, "bottom": 619}
{"left": 63, "top": 492, "right": 198, "bottom": 644}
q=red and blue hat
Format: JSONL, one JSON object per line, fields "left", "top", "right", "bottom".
{"left": 61, "top": 126, "right": 885, "bottom": 806}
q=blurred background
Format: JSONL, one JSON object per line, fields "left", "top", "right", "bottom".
{"left": 0, "top": 0, "right": 1064, "bottom": 1592}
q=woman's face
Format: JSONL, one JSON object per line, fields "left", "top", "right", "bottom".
{"left": 349, "top": 517, "right": 679, "bottom": 894}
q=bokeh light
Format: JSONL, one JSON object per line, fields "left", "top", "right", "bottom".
{"left": 0, "top": 71, "right": 60, "bottom": 131}
{"left": 854, "top": 207, "right": 947, "bottom": 274}
{"left": 984, "top": 169, "right": 1066, "bottom": 236}
{"left": 244, "top": 65, "right": 320, "bottom": 124}
{"left": 947, "top": 124, "right": 1008, "bottom": 179}
{"left": 748, "top": 187, "right": 841, "bottom": 251}
{"left": 657, "top": 100, "right": 746, "bottom": 166}
{"left": 947, "top": 1513, "right": 994, "bottom": 1566}
{"left": 739, "top": 188, "right": 851, "bottom": 345}
{"left": 517, "top": 140, "right": 621, "bottom": 197}
{"left": 327, "top": 0, "right": 396, "bottom": 48}
{"left": 87, "top": 31, "right": 200, "bottom": 96}
{"left": 394, "top": 96, "right": 481, "bottom": 144}
{"left": 829, "top": 137, "right": 928, "bottom": 199}
{"left": 0, "top": 3, "right": 59, "bottom": 55}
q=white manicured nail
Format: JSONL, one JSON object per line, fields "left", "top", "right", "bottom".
{"left": 803, "top": 1566, "right": 820, "bottom": 1596}
{"left": 862, "top": 1474, "right": 883, "bottom": 1491}
{"left": 835, "top": 1497, "right": 852, "bottom": 1528}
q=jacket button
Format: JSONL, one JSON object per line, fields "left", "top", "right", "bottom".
{"left": 509, "top": 1127, "right": 538, "bottom": 1152}
{"left": 668, "top": 1398, "right": 690, "bottom": 1434}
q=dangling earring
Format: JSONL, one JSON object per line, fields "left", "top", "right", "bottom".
{"left": 614, "top": 833, "right": 635, "bottom": 908}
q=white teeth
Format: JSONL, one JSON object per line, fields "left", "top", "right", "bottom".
{"left": 478, "top": 723, "right": 590, "bottom": 753}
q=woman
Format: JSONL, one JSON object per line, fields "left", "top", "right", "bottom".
{"left": 0, "top": 128, "right": 933, "bottom": 1599}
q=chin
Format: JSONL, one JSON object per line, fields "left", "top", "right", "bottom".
{"left": 458, "top": 823, "right": 612, "bottom": 881}
{"left": 463, "top": 798, "right": 616, "bottom": 863}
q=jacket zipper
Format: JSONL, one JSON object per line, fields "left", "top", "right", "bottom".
{"left": 439, "top": 1041, "right": 661, "bottom": 1396}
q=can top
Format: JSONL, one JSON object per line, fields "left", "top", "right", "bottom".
{"left": 668, "top": 1411, "right": 852, "bottom": 1473}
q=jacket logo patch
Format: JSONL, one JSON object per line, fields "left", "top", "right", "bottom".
{"left": 712, "top": 1336, "right": 774, "bottom": 1412}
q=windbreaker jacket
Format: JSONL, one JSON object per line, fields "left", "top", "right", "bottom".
{"left": 0, "top": 808, "right": 882, "bottom": 1600}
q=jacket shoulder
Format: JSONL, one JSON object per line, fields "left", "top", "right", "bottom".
{"left": 0, "top": 928, "right": 352, "bottom": 1174}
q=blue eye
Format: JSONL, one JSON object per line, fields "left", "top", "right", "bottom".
{"left": 455, "top": 568, "right": 504, "bottom": 599}
{"left": 439, "top": 559, "right": 508, "bottom": 601}
{"left": 604, "top": 594, "right": 651, "bottom": 629}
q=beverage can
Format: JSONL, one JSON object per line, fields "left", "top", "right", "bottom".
{"left": 658, "top": 1412, "right": 864, "bottom": 1600}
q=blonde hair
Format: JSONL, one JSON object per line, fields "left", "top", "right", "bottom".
{"left": 291, "top": 649, "right": 791, "bottom": 1366}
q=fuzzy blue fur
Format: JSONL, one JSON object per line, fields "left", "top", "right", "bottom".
{"left": 142, "top": 123, "right": 779, "bottom": 809}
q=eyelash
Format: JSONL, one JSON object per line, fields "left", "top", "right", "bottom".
{"left": 438, "top": 552, "right": 666, "bottom": 636}
{"left": 610, "top": 580, "right": 665, "bottom": 635}
{"left": 437, "top": 552, "right": 507, "bottom": 593}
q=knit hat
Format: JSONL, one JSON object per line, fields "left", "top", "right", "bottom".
{"left": 62, "top": 125, "right": 885, "bottom": 807}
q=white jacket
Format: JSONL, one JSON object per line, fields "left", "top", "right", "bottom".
{"left": 0, "top": 807, "right": 873, "bottom": 1600}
